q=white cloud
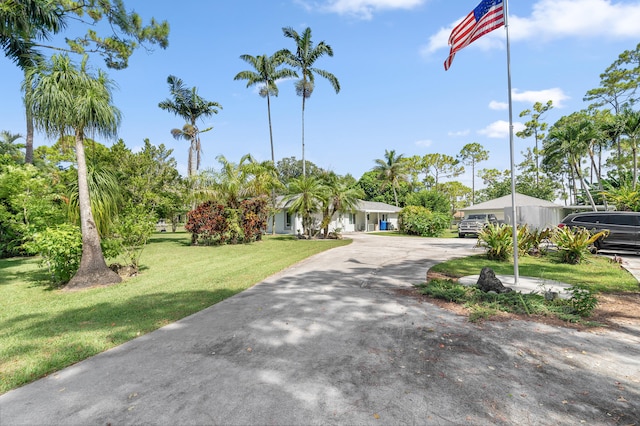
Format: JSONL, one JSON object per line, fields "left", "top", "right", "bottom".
{"left": 488, "top": 88, "right": 570, "bottom": 110}
{"left": 415, "top": 139, "right": 433, "bottom": 147}
{"left": 478, "top": 120, "right": 526, "bottom": 138}
{"left": 511, "top": 88, "right": 570, "bottom": 107}
{"left": 447, "top": 130, "right": 470, "bottom": 137}
{"left": 489, "top": 101, "right": 508, "bottom": 110}
{"left": 422, "top": 0, "right": 640, "bottom": 55}
{"left": 299, "top": 0, "right": 426, "bottom": 19}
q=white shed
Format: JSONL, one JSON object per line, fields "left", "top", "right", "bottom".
{"left": 461, "top": 193, "right": 565, "bottom": 230}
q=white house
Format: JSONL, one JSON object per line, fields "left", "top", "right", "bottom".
{"left": 267, "top": 198, "right": 402, "bottom": 235}
{"left": 461, "top": 193, "right": 565, "bottom": 230}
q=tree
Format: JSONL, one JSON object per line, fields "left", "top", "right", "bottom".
{"left": 234, "top": 52, "right": 298, "bottom": 164}
{"left": 159, "top": 75, "right": 222, "bottom": 177}
{"left": 373, "top": 149, "right": 407, "bottom": 207}
{"left": 318, "top": 172, "right": 363, "bottom": 237}
{"left": 457, "top": 142, "right": 489, "bottom": 204}
{"left": 276, "top": 156, "right": 324, "bottom": 183}
{"left": 285, "top": 175, "right": 326, "bottom": 237}
{"left": 0, "top": 130, "right": 25, "bottom": 164}
{"left": 516, "top": 100, "right": 553, "bottom": 186}
{"left": 439, "top": 181, "right": 472, "bottom": 217}
{"left": 281, "top": 26, "right": 340, "bottom": 176}
{"left": 422, "top": 153, "right": 464, "bottom": 189}
{"left": 4, "top": 0, "right": 169, "bottom": 164}
{"left": 620, "top": 108, "right": 640, "bottom": 190}
{"left": 26, "top": 54, "right": 122, "bottom": 289}
{"left": 544, "top": 113, "right": 598, "bottom": 210}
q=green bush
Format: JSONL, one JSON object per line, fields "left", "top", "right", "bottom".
{"left": 517, "top": 225, "right": 552, "bottom": 256}
{"left": 25, "top": 224, "right": 82, "bottom": 285}
{"left": 553, "top": 226, "right": 609, "bottom": 264}
{"left": 477, "top": 223, "right": 513, "bottom": 261}
{"left": 404, "top": 190, "right": 451, "bottom": 214}
{"left": 568, "top": 286, "right": 598, "bottom": 317}
{"left": 110, "top": 207, "right": 157, "bottom": 267}
{"left": 399, "top": 205, "right": 450, "bottom": 237}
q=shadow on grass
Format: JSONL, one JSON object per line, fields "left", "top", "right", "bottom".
{"left": 2, "top": 288, "right": 236, "bottom": 392}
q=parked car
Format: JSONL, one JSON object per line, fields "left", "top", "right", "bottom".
{"left": 558, "top": 211, "right": 640, "bottom": 252}
{"left": 458, "top": 213, "right": 499, "bottom": 238}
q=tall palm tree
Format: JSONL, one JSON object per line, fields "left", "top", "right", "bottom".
{"left": 26, "top": 54, "right": 121, "bottom": 289}
{"left": 373, "top": 149, "right": 407, "bottom": 207}
{"left": 158, "top": 75, "right": 222, "bottom": 176}
{"left": 281, "top": 26, "right": 340, "bottom": 176}
{"left": 234, "top": 53, "right": 298, "bottom": 164}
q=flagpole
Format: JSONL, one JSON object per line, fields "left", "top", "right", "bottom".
{"left": 504, "top": 0, "right": 519, "bottom": 285}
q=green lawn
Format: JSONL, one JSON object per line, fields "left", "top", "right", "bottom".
{"left": 428, "top": 252, "right": 639, "bottom": 293}
{"left": 0, "top": 232, "right": 350, "bottom": 394}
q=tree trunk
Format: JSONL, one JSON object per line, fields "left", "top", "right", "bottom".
{"left": 24, "top": 71, "right": 34, "bottom": 164}
{"left": 66, "top": 129, "right": 121, "bottom": 290}
{"left": 301, "top": 95, "right": 306, "bottom": 177}
{"left": 267, "top": 91, "right": 277, "bottom": 235}
{"left": 588, "top": 142, "right": 608, "bottom": 210}
{"left": 572, "top": 160, "right": 597, "bottom": 212}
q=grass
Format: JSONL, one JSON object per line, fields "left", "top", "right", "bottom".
{"left": 0, "top": 232, "right": 350, "bottom": 394}
{"left": 421, "top": 251, "right": 639, "bottom": 324}
{"left": 428, "top": 252, "right": 639, "bottom": 293}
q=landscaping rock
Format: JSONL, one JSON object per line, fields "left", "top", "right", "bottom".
{"left": 476, "top": 267, "right": 513, "bottom": 293}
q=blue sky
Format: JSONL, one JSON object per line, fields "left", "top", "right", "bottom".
{"left": 2, "top": 0, "right": 640, "bottom": 189}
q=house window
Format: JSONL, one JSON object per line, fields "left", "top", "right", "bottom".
{"left": 349, "top": 213, "right": 355, "bottom": 224}
{"left": 285, "top": 212, "right": 292, "bottom": 229}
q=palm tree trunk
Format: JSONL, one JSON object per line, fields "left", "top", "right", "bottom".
{"left": 572, "top": 160, "right": 597, "bottom": 211}
{"left": 588, "top": 142, "right": 608, "bottom": 210}
{"left": 301, "top": 95, "right": 306, "bottom": 177}
{"left": 66, "top": 129, "right": 121, "bottom": 290}
{"left": 24, "top": 70, "right": 34, "bottom": 164}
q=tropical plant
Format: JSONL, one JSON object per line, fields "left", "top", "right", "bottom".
{"left": 0, "top": 130, "right": 25, "bottom": 164}
{"left": 318, "top": 172, "right": 363, "bottom": 237}
{"left": 281, "top": 26, "right": 340, "bottom": 176}
{"left": 553, "top": 226, "right": 609, "bottom": 264}
{"left": 517, "top": 225, "right": 552, "bottom": 256}
{"left": 26, "top": 54, "right": 122, "bottom": 289}
{"left": 158, "top": 75, "right": 222, "bottom": 176}
{"left": 285, "top": 175, "right": 326, "bottom": 237}
{"left": 234, "top": 52, "right": 298, "bottom": 163}
{"left": 373, "top": 149, "right": 407, "bottom": 207}
{"left": 110, "top": 206, "right": 157, "bottom": 268}
{"left": 620, "top": 108, "right": 640, "bottom": 190}
{"left": 477, "top": 223, "right": 513, "bottom": 261}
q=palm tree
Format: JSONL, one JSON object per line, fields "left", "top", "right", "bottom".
{"left": 158, "top": 75, "right": 222, "bottom": 176}
{"left": 318, "top": 172, "right": 363, "bottom": 237}
{"left": 234, "top": 53, "right": 298, "bottom": 164}
{"left": 620, "top": 108, "right": 640, "bottom": 190}
{"left": 0, "top": 130, "right": 25, "bottom": 163}
{"left": 373, "top": 149, "right": 407, "bottom": 207}
{"left": 281, "top": 26, "right": 340, "bottom": 176}
{"left": 544, "top": 114, "right": 598, "bottom": 210}
{"left": 26, "top": 54, "right": 121, "bottom": 289}
{"left": 285, "top": 175, "right": 326, "bottom": 237}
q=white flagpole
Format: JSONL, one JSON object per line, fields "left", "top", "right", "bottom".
{"left": 504, "top": 0, "right": 519, "bottom": 284}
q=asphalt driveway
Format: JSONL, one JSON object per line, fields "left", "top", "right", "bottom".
{"left": 1, "top": 234, "right": 639, "bottom": 425}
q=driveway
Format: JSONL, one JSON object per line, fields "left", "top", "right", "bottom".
{"left": 1, "top": 234, "right": 639, "bottom": 425}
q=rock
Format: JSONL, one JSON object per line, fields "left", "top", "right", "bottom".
{"left": 476, "top": 267, "right": 513, "bottom": 294}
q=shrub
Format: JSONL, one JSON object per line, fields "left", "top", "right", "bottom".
{"left": 568, "top": 286, "right": 598, "bottom": 317}
{"left": 553, "top": 226, "right": 609, "bottom": 264}
{"left": 110, "top": 207, "right": 157, "bottom": 267}
{"left": 25, "top": 224, "right": 82, "bottom": 285}
{"left": 404, "top": 190, "right": 451, "bottom": 214}
{"left": 477, "top": 223, "right": 513, "bottom": 261}
{"left": 399, "top": 205, "right": 450, "bottom": 237}
{"left": 185, "top": 198, "right": 269, "bottom": 245}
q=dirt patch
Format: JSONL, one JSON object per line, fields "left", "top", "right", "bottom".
{"left": 399, "top": 271, "right": 640, "bottom": 331}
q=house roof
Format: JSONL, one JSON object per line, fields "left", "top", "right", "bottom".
{"left": 461, "top": 193, "right": 563, "bottom": 211}
{"left": 356, "top": 200, "right": 402, "bottom": 213}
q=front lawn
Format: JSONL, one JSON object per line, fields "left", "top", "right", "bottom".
{"left": 0, "top": 232, "right": 350, "bottom": 394}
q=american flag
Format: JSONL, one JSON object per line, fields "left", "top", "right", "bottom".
{"left": 444, "top": 0, "right": 505, "bottom": 70}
